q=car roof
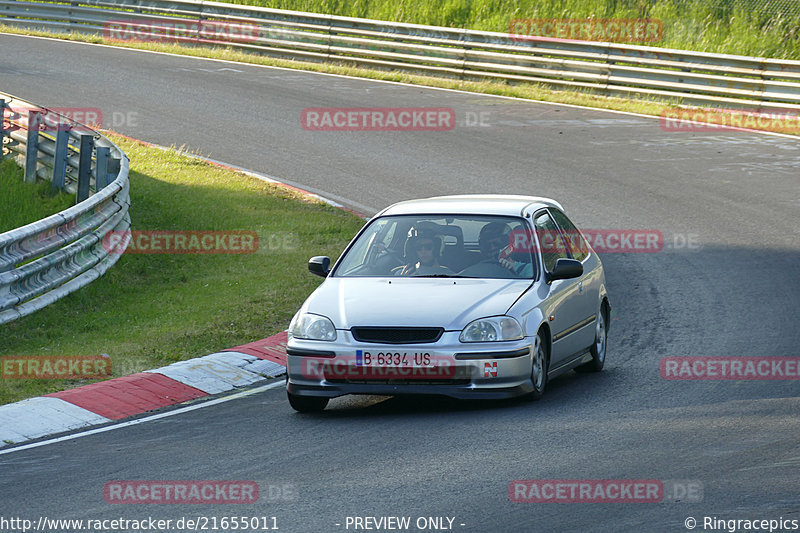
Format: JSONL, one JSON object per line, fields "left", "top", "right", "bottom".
{"left": 376, "top": 194, "right": 564, "bottom": 217}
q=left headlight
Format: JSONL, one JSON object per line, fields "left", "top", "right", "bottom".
{"left": 459, "top": 316, "right": 523, "bottom": 343}
{"left": 288, "top": 312, "right": 337, "bottom": 341}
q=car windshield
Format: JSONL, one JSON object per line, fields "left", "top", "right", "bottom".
{"left": 332, "top": 214, "right": 537, "bottom": 279}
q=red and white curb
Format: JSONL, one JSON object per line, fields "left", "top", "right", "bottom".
{"left": 0, "top": 332, "right": 288, "bottom": 449}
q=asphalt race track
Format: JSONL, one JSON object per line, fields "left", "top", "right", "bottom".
{"left": 0, "top": 34, "right": 798, "bottom": 532}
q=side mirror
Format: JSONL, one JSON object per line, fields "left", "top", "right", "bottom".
{"left": 547, "top": 258, "right": 583, "bottom": 283}
{"left": 308, "top": 256, "right": 331, "bottom": 278}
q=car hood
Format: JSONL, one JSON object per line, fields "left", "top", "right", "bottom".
{"left": 301, "top": 277, "right": 533, "bottom": 330}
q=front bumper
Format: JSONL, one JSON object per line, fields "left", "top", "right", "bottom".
{"left": 286, "top": 332, "right": 535, "bottom": 400}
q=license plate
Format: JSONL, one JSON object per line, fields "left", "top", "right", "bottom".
{"left": 356, "top": 350, "right": 433, "bottom": 367}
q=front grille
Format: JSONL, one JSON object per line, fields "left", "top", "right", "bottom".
{"left": 350, "top": 327, "right": 444, "bottom": 344}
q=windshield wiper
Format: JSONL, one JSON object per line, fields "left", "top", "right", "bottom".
{"left": 415, "top": 274, "right": 470, "bottom": 278}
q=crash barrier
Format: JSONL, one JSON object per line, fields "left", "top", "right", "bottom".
{"left": 0, "top": 92, "right": 130, "bottom": 325}
{"left": 1, "top": 0, "right": 800, "bottom": 111}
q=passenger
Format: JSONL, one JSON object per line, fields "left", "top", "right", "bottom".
{"left": 394, "top": 230, "right": 455, "bottom": 276}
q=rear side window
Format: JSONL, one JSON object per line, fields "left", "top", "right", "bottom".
{"left": 549, "top": 209, "right": 589, "bottom": 262}
{"left": 533, "top": 211, "right": 569, "bottom": 272}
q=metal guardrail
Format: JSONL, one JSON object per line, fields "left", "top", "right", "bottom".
{"left": 2, "top": 0, "right": 800, "bottom": 111}
{"left": 0, "top": 92, "right": 130, "bottom": 325}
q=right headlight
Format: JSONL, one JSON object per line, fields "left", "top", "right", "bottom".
{"left": 459, "top": 316, "right": 523, "bottom": 343}
{"left": 288, "top": 312, "right": 337, "bottom": 341}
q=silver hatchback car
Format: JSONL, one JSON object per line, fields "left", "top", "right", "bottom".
{"left": 286, "top": 195, "right": 610, "bottom": 412}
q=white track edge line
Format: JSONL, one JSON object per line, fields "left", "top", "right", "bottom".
{"left": 3, "top": 32, "right": 799, "bottom": 141}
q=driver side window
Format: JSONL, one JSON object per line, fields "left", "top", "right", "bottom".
{"left": 533, "top": 212, "right": 569, "bottom": 272}
{"left": 549, "top": 208, "right": 589, "bottom": 262}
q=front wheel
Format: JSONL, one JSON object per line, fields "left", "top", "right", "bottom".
{"left": 287, "top": 392, "right": 329, "bottom": 413}
{"left": 576, "top": 306, "right": 607, "bottom": 373}
{"left": 527, "top": 331, "right": 549, "bottom": 401}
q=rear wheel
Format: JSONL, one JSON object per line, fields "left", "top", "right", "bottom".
{"left": 576, "top": 305, "right": 607, "bottom": 373}
{"left": 528, "top": 330, "right": 549, "bottom": 401}
{"left": 287, "top": 392, "right": 329, "bottom": 413}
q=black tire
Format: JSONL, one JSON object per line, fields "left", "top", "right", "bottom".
{"left": 527, "top": 330, "right": 549, "bottom": 401}
{"left": 287, "top": 392, "right": 329, "bottom": 413}
{"left": 576, "top": 305, "right": 607, "bottom": 373}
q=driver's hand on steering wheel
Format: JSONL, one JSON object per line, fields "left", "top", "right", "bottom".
{"left": 499, "top": 257, "right": 515, "bottom": 270}
{"left": 399, "top": 263, "right": 417, "bottom": 276}
{"left": 498, "top": 246, "right": 515, "bottom": 270}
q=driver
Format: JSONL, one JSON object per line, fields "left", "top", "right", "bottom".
{"left": 394, "top": 228, "right": 455, "bottom": 276}
{"left": 459, "top": 221, "right": 532, "bottom": 277}
{"left": 479, "top": 222, "right": 511, "bottom": 260}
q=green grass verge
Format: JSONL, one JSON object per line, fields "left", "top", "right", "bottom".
{"left": 225, "top": 0, "right": 800, "bottom": 60}
{"left": 0, "top": 158, "right": 74, "bottom": 234}
{"left": 0, "top": 134, "right": 365, "bottom": 405}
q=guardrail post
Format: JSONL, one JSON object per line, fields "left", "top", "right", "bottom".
{"left": 51, "top": 127, "right": 70, "bottom": 190}
{"left": 24, "top": 110, "right": 41, "bottom": 183}
{"left": 95, "top": 146, "right": 110, "bottom": 190}
{"left": 77, "top": 134, "right": 94, "bottom": 202}
{"left": 0, "top": 99, "right": 5, "bottom": 162}
{"left": 108, "top": 157, "right": 120, "bottom": 184}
